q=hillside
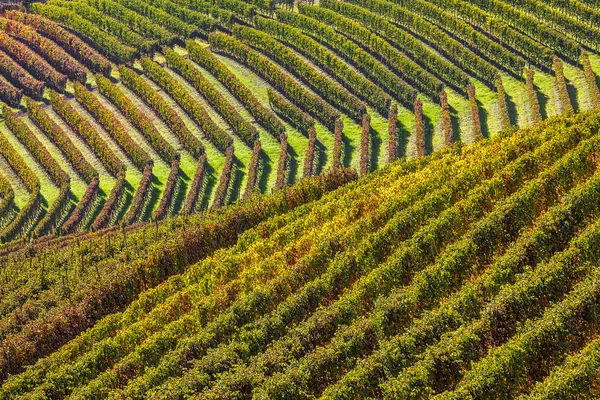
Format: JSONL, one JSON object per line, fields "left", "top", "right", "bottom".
{"left": 2, "top": 0, "right": 600, "bottom": 398}
{"left": 1, "top": 0, "right": 600, "bottom": 242}
{"left": 1, "top": 110, "right": 600, "bottom": 398}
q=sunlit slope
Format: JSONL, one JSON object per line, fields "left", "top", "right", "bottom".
{"left": 3, "top": 0, "right": 600, "bottom": 242}
{"left": 3, "top": 110, "right": 600, "bottom": 398}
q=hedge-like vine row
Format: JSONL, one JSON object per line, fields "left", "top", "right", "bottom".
{"left": 60, "top": 176, "right": 99, "bottom": 235}
{"left": 123, "top": 162, "right": 153, "bottom": 225}
{"left": 390, "top": 229, "right": 600, "bottom": 398}
{"left": 554, "top": 57, "right": 574, "bottom": 114}
{"left": 32, "top": 181, "right": 71, "bottom": 238}
{"left": 3, "top": 106, "right": 69, "bottom": 187}
{"left": 118, "top": 65, "right": 204, "bottom": 159}
{"left": 498, "top": 0, "right": 600, "bottom": 51}
{"left": 26, "top": 98, "right": 97, "bottom": 183}
{"left": 138, "top": 0, "right": 218, "bottom": 33}
{"left": 4, "top": 10, "right": 112, "bottom": 75}
{"left": 332, "top": 118, "right": 343, "bottom": 170}
{"left": 0, "top": 78, "right": 22, "bottom": 107}
{"left": 468, "top": 84, "right": 483, "bottom": 141}
{"left": 95, "top": 74, "right": 178, "bottom": 164}
{"left": 49, "top": 0, "right": 157, "bottom": 54}
{"left": 270, "top": 11, "right": 410, "bottom": 111}
{"left": 344, "top": 0, "right": 497, "bottom": 87}
{"left": 414, "top": 99, "right": 425, "bottom": 157}
{"left": 49, "top": 90, "right": 124, "bottom": 176}
{"left": 234, "top": 24, "right": 368, "bottom": 121}
{"left": 583, "top": 52, "right": 600, "bottom": 110}
{"left": 467, "top": 0, "right": 581, "bottom": 63}
{"left": 141, "top": 57, "right": 232, "bottom": 153}
{"left": 185, "top": 0, "right": 247, "bottom": 26}
{"left": 208, "top": 32, "right": 340, "bottom": 131}
{"left": 267, "top": 88, "right": 313, "bottom": 135}
{"left": 496, "top": 74, "right": 512, "bottom": 131}
{"left": 542, "top": 0, "right": 600, "bottom": 26}
{"left": 450, "top": 262, "right": 600, "bottom": 399}
{"left": 152, "top": 159, "right": 180, "bottom": 221}
{"left": 0, "top": 17, "right": 87, "bottom": 83}
{"left": 91, "top": 170, "right": 126, "bottom": 231}
{"left": 112, "top": 0, "right": 198, "bottom": 37}
{"left": 186, "top": 41, "right": 285, "bottom": 139}
{"left": 183, "top": 154, "right": 207, "bottom": 215}
{"left": 211, "top": 143, "right": 235, "bottom": 209}
{"left": 297, "top": 4, "right": 444, "bottom": 101}
{"left": 0, "top": 186, "right": 41, "bottom": 243}
{"left": 84, "top": 0, "right": 176, "bottom": 44}
{"left": 30, "top": 3, "right": 137, "bottom": 64}
{"left": 388, "top": 104, "right": 398, "bottom": 163}
{"left": 320, "top": 0, "right": 470, "bottom": 93}
{"left": 74, "top": 82, "right": 151, "bottom": 170}
{"left": 254, "top": 15, "right": 394, "bottom": 114}
{"left": 233, "top": 0, "right": 274, "bottom": 13}
{"left": 386, "top": 0, "right": 525, "bottom": 75}
{"left": 360, "top": 113, "right": 371, "bottom": 175}
{"left": 0, "top": 50, "right": 44, "bottom": 99}
{"left": 527, "top": 337, "right": 600, "bottom": 398}
{"left": 164, "top": 48, "right": 258, "bottom": 147}
{"left": 0, "top": 129, "right": 39, "bottom": 191}
{"left": 0, "top": 175, "right": 14, "bottom": 220}
{"left": 440, "top": 91, "right": 452, "bottom": 146}
{"left": 526, "top": 68, "right": 543, "bottom": 124}
{"left": 421, "top": 0, "right": 554, "bottom": 69}
{"left": 243, "top": 140, "right": 262, "bottom": 199}
{"left": 303, "top": 126, "right": 316, "bottom": 179}
{"left": 0, "top": 32, "right": 66, "bottom": 91}
{"left": 275, "top": 133, "right": 288, "bottom": 191}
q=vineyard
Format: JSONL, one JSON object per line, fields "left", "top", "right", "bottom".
{"left": 1, "top": 0, "right": 600, "bottom": 397}
{"left": 0, "top": 0, "right": 598, "bottom": 241}
{"left": 2, "top": 110, "right": 600, "bottom": 398}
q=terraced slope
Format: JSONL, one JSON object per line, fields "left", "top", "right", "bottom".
{"left": 1, "top": 110, "right": 600, "bottom": 398}
{"left": 1, "top": 0, "right": 600, "bottom": 242}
